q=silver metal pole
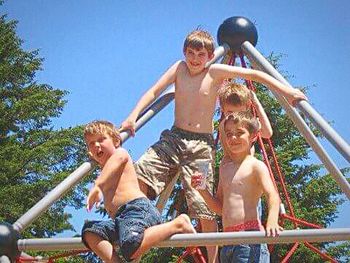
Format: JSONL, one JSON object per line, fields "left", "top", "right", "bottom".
{"left": 12, "top": 87, "right": 176, "bottom": 233}
{"left": 205, "top": 43, "right": 230, "bottom": 68}
{"left": 241, "top": 41, "right": 350, "bottom": 199}
{"left": 0, "top": 256, "right": 11, "bottom": 263}
{"left": 17, "top": 228, "right": 350, "bottom": 251}
{"left": 13, "top": 162, "right": 94, "bottom": 233}
{"left": 242, "top": 41, "right": 350, "bottom": 163}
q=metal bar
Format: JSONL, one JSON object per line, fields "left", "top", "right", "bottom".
{"left": 281, "top": 242, "right": 299, "bottom": 263}
{"left": 156, "top": 172, "right": 180, "bottom": 212}
{"left": 12, "top": 87, "right": 176, "bottom": 233}
{"left": 242, "top": 41, "right": 350, "bottom": 163}
{"left": 13, "top": 162, "right": 94, "bottom": 233}
{"left": 120, "top": 86, "right": 175, "bottom": 142}
{"left": 205, "top": 43, "right": 230, "bottom": 68}
{"left": 241, "top": 41, "right": 350, "bottom": 199}
{"left": 17, "top": 228, "right": 350, "bottom": 251}
{"left": 304, "top": 241, "right": 337, "bottom": 263}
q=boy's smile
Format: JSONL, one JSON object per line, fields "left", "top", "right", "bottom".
{"left": 184, "top": 47, "right": 213, "bottom": 75}
{"left": 224, "top": 122, "right": 252, "bottom": 154}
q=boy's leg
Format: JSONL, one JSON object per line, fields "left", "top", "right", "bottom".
{"left": 182, "top": 172, "right": 218, "bottom": 263}
{"left": 180, "top": 135, "right": 218, "bottom": 263}
{"left": 134, "top": 129, "right": 180, "bottom": 200}
{"left": 199, "top": 218, "right": 219, "bottom": 263}
{"left": 84, "top": 232, "right": 122, "bottom": 263}
{"left": 81, "top": 220, "right": 120, "bottom": 263}
{"left": 131, "top": 214, "right": 196, "bottom": 259}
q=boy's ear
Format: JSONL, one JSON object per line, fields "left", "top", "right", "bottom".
{"left": 114, "top": 140, "right": 121, "bottom": 148}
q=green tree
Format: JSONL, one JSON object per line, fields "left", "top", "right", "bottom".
{"left": 0, "top": 11, "right": 91, "bottom": 260}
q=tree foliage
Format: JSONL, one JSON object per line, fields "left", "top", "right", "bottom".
{"left": 0, "top": 13, "right": 90, "bottom": 245}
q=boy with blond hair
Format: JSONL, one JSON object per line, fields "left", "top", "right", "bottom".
{"left": 81, "top": 120, "right": 195, "bottom": 262}
{"left": 120, "top": 29, "right": 305, "bottom": 262}
{"left": 192, "top": 112, "right": 282, "bottom": 263}
{"left": 217, "top": 81, "right": 272, "bottom": 162}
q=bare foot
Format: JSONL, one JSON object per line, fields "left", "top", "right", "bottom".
{"left": 176, "top": 214, "right": 196, "bottom": 234}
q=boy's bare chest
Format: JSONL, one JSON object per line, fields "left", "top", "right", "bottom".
{"left": 221, "top": 163, "right": 255, "bottom": 189}
{"left": 176, "top": 73, "right": 215, "bottom": 97}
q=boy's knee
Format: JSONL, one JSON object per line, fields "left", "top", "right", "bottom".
{"left": 81, "top": 220, "right": 115, "bottom": 250}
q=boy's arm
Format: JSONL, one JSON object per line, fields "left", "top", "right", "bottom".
{"left": 251, "top": 91, "right": 273, "bottom": 139}
{"left": 209, "top": 64, "right": 307, "bottom": 106}
{"left": 219, "top": 119, "right": 230, "bottom": 160}
{"left": 191, "top": 173, "right": 223, "bottom": 215}
{"left": 87, "top": 148, "right": 129, "bottom": 210}
{"left": 255, "top": 160, "right": 283, "bottom": 237}
{"left": 120, "top": 61, "right": 181, "bottom": 135}
{"left": 94, "top": 148, "right": 129, "bottom": 188}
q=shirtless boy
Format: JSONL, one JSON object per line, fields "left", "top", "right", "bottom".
{"left": 192, "top": 112, "right": 283, "bottom": 263}
{"left": 218, "top": 82, "right": 273, "bottom": 163}
{"left": 121, "top": 29, "right": 304, "bottom": 262}
{"left": 82, "top": 120, "right": 195, "bottom": 262}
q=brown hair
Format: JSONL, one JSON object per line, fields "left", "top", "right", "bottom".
{"left": 84, "top": 120, "right": 122, "bottom": 146}
{"left": 223, "top": 111, "right": 260, "bottom": 136}
{"left": 218, "top": 82, "right": 252, "bottom": 108}
{"left": 183, "top": 29, "right": 215, "bottom": 55}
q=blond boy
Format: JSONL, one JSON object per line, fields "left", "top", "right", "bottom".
{"left": 81, "top": 120, "right": 195, "bottom": 262}
{"left": 192, "top": 112, "right": 282, "bottom": 263}
{"left": 218, "top": 82, "right": 272, "bottom": 163}
{"left": 120, "top": 29, "right": 305, "bottom": 262}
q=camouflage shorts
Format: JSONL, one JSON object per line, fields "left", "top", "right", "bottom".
{"left": 135, "top": 126, "right": 216, "bottom": 220}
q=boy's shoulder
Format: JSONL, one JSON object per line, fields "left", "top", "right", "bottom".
{"left": 112, "top": 147, "right": 131, "bottom": 161}
{"left": 248, "top": 156, "right": 268, "bottom": 175}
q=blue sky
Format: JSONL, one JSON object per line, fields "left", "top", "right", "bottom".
{"left": 2, "top": 0, "right": 349, "bottom": 237}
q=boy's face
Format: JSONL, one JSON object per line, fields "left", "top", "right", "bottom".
{"left": 224, "top": 121, "right": 253, "bottom": 154}
{"left": 222, "top": 103, "right": 249, "bottom": 116}
{"left": 184, "top": 47, "right": 213, "bottom": 75}
{"left": 86, "top": 133, "right": 119, "bottom": 167}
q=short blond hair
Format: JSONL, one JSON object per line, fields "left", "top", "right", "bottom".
{"left": 218, "top": 82, "right": 252, "bottom": 108}
{"left": 223, "top": 111, "right": 260, "bottom": 136}
{"left": 84, "top": 120, "right": 122, "bottom": 146}
{"left": 183, "top": 29, "right": 215, "bottom": 55}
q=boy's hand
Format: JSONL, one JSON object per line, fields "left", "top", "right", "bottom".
{"left": 265, "top": 221, "right": 284, "bottom": 237}
{"left": 119, "top": 119, "right": 136, "bottom": 137}
{"left": 284, "top": 88, "right": 308, "bottom": 107}
{"left": 87, "top": 186, "right": 103, "bottom": 212}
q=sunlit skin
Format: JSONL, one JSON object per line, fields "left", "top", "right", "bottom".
{"left": 184, "top": 47, "right": 213, "bottom": 76}
{"left": 84, "top": 132, "right": 196, "bottom": 262}
{"left": 192, "top": 120, "right": 283, "bottom": 237}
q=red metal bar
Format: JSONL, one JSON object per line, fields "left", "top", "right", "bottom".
{"left": 304, "top": 242, "right": 337, "bottom": 263}
{"left": 267, "top": 139, "right": 298, "bottom": 228}
{"left": 281, "top": 214, "right": 322, "bottom": 229}
{"left": 281, "top": 242, "right": 299, "bottom": 263}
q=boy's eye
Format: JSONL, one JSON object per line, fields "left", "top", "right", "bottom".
{"left": 98, "top": 136, "right": 106, "bottom": 143}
